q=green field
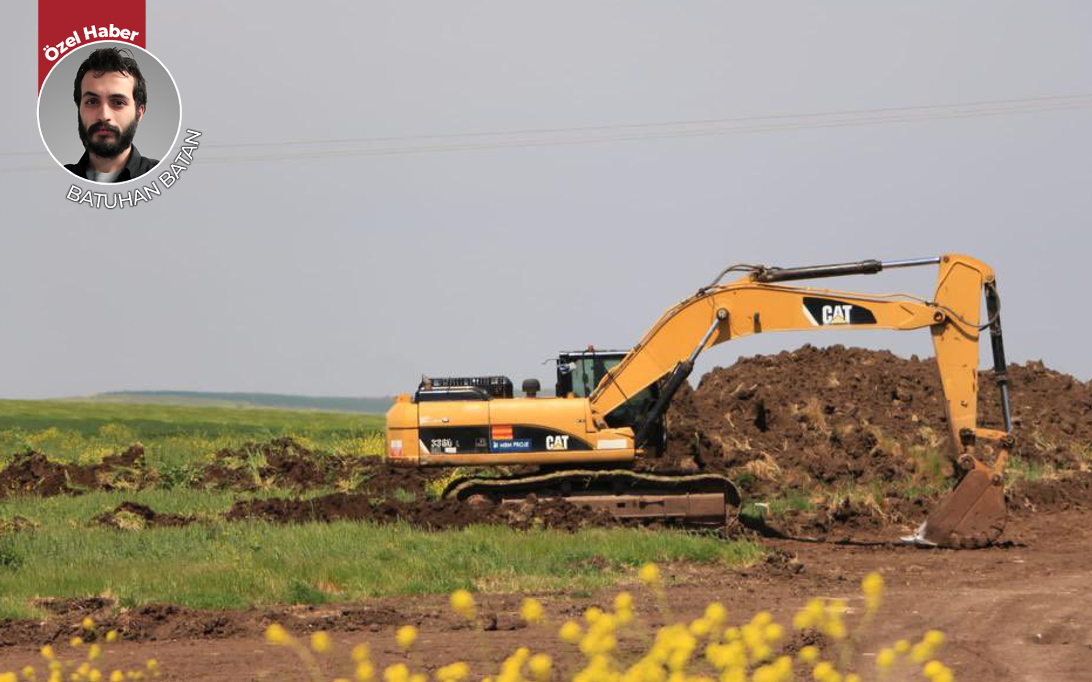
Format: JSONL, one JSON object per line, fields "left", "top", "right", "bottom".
{"left": 0, "top": 400, "right": 762, "bottom": 620}
{"left": 0, "top": 399, "right": 386, "bottom": 471}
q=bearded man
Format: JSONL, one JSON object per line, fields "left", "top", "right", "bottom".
{"left": 65, "top": 47, "right": 158, "bottom": 182}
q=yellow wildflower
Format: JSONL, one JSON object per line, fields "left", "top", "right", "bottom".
{"left": 614, "top": 592, "right": 633, "bottom": 611}
{"left": 311, "top": 631, "right": 332, "bottom": 653}
{"left": 450, "top": 590, "right": 477, "bottom": 620}
{"left": 264, "top": 624, "right": 292, "bottom": 646}
{"left": 876, "top": 649, "right": 896, "bottom": 670}
{"left": 923, "top": 630, "right": 946, "bottom": 648}
{"left": 384, "top": 664, "right": 410, "bottom": 682}
{"left": 81, "top": 617, "right": 95, "bottom": 632}
{"left": 520, "top": 598, "right": 545, "bottom": 625}
{"left": 88, "top": 644, "right": 102, "bottom": 661}
{"left": 527, "top": 654, "right": 552, "bottom": 682}
{"left": 798, "top": 646, "right": 820, "bottom": 663}
{"left": 69, "top": 637, "right": 83, "bottom": 648}
{"left": 355, "top": 662, "right": 375, "bottom": 682}
{"left": 638, "top": 563, "right": 661, "bottom": 586}
{"left": 559, "top": 621, "right": 582, "bottom": 644}
{"left": 437, "top": 662, "right": 470, "bottom": 682}
{"left": 861, "top": 572, "right": 884, "bottom": 611}
{"left": 395, "top": 625, "right": 418, "bottom": 649}
{"left": 41, "top": 645, "right": 56, "bottom": 660}
{"left": 105, "top": 631, "right": 118, "bottom": 644}
{"left": 110, "top": 672, "right": 124, "bottom": 682}
{"left": 704, "top": 602, "right": 727, "bottom": 626}
{"left": 352, "top": 643, "right": 371, "bottom": 663}
{"left": 893, "top": 639, "right": 910, "bottom": 654}
{"left": 23, "top": 666, "right": 37, "bottom": 681}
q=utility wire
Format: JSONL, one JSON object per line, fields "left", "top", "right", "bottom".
{"left": 3, "top": 93, "right": 1090, "bottom": 173}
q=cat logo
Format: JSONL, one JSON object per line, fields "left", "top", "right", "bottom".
{"left": 802, "top": 296, "right": 877, "bottom": 327}
{"left": 545, "top": 434, "right": 570, "bottom": 451}
{"left": 822, "top": 304, "right": 853, "bottom": 325}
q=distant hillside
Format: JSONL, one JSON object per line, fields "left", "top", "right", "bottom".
{"left": 93, "top": 391, "right": 394, "bottom": 413}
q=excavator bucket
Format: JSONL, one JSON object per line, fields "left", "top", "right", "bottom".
{"left": 905, "top": 461, "right": 1006, "bottom": 548}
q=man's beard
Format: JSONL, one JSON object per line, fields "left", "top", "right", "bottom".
{"left": 78, "top": 116, "right": 139, "bottom": 159}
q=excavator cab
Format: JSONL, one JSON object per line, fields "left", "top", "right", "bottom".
{"left": 555, "top": 349, "right": 662, "bottom": 436}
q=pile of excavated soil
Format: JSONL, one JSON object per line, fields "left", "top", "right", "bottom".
{"left": 93, "top": 502, "right": 195, "bottom": 530}
{"left": 657, "top": 345, "right": 1091, "bottom": 496}
{"left": 0, "top": 445, "right": 152, "bottom": 499}
{"left": 224, "top": 492, "right": 617, "bottom": 532}
{"left": 196, "top": 437, "right": 445, "bottom": 495}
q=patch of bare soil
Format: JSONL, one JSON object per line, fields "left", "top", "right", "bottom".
{"left": 224, "top": 492, "right": 617, "bottom": 531}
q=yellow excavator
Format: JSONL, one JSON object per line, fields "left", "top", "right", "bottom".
{"left": 386, "top": 254, "right": 1014, "bottom": 548}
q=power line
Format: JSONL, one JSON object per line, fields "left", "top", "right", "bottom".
{"left": 4, "top": 93, "right": 1090, "bottom": 173}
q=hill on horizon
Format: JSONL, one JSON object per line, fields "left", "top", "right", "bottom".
{"left": 87, "top": 390, "right": 394, "bottom": 413}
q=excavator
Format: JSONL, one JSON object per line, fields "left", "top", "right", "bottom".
{"left": 386, "top": 253, "right": 1014, "bottom": 548}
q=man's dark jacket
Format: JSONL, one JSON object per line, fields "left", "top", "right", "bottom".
{"left": 65, "top": 145, "right": 159, "bottom": 182}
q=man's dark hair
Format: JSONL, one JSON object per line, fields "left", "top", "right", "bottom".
{"left": 72, "top": 47, "right": 148, "bottom": 110}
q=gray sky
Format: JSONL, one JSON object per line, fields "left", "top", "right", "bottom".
{"left": 2, "top": 1, "right": 1090, "bottom": 399}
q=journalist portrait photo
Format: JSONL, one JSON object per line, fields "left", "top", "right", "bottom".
{"left": 38, "top": 42, "right": 181, "bottom": 184}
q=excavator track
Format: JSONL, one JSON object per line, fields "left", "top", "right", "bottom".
{"left": 443, "top": 470, "right": 741, "bottom": 528}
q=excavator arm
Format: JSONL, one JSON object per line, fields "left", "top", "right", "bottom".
{"left": 590, "top": 253, "right": 1013, "bottom": 547}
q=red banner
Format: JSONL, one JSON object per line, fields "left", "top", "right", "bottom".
{"left": 39, "top": 0, "right": 146, "bottom": 92}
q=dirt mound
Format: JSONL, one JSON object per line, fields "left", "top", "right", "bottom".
{"left": 93, "top": 502, "right": 195, "bottom": 530}
{"left": 0, "top": 445, "right": 152, "bottom": 499}
{"left": 198, "top": 437, "right": 341, "bottom": 490}
{"left": 1009, "top": 472, "right": 1092, "bottom": 514}
{"left": 225, "top": 492, "right": 617, "bottom": 531}
{"left": 657, "top": 345, "right": 1091, "bottom": 495}
{"left": 196, "top": 438, "right": 442, "bottom": 495}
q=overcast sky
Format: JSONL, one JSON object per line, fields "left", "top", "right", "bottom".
{"left": 2, "top": 1, "right": 1090, "bottom": 399}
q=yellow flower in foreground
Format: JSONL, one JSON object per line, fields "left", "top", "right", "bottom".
{"left": 614, "top": 592, "right": 633, "bottom": 612}
{"left": 69, "top": 637, "right": 83, "bottom": 648}
{"left": 861, "top": 572, "right": 884, "bottom": 611}
{"left": 311, "top": 631, "right": 332, "bottom": 653}
{"left": 527, "top": 654, "right": 552, "bottom": 682}
{"left": 105, "top": 630, "right": 118, "bottom": 643}
{"left": 264, "top": 623, "right": 292, "bottom": 646}
{"left": 40, "top": 644, "right": 56, "bottom": 660}
{"left": 81, "top": 617, "right": 95, "bottom": 632}
{"left": 384, "top": 664, "right": 410, "bottom": 682}
{"left": 876, "top": 649, "right": 896, "bottom": 670}
{"left": 450, "top": 590, "right": 477, "bottom": 620}
{"left": 923, "top": 630, "right": 946, "bottom": 648}
{"left": 437, "top": 662, "right": 470, "bottom": 682}
{"left": 798, "top": 646, "right": 820, "bottom": 663}
{"left": 110, "top": 672, "right": 124, "bottom": 682}
{"left": 0, "top": 673, "right": 17, "bottom": 682}
{"left": 396, "top": 625, "right": 418, "bottom": 649}
{"left": 559, "top": 621, "right": 582, "bottom": 644}
{"left": 355, "top": 662, "right": 376, "bottom": 682}
{"left": 638, "top": 563, "right": 661, "bottom": 587}
{"left": 88, "top": 643, "right": 102, "bottom": 661}
{"left": 520, "top": 598, "right": 545, "bottom": 625}
{"left": 22, "top": 666, "right": 36, "bottom": 681}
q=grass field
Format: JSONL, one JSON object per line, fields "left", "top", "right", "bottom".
{"left": 0, "top": 399, "right": 386, "bottom": 471}
{"left": 0, "top": 487, "right": 762, "bottom": 619}
{"left": 0, "top": 400, "right": 763, "bottom": 620}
